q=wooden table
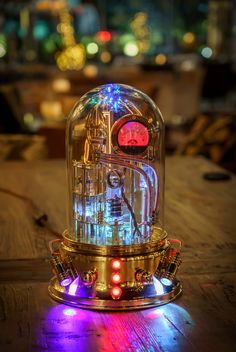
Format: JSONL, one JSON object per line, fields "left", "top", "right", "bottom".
{"left": 0, "top": 156, "right": 235, "bottom": 352}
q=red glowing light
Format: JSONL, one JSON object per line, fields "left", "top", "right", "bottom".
{"left": 111, "top": 273, "right": 121, "bottom": 284}
{"left": 170, "top": 250, "right": 177, "bottom": 257}
{"left": 97, "top": 31, "right": 111, "bottom": 42}
{"left": 111, "top": 259, "right": 121, "bottom": 270}
{"left": 118, "top": 121, "right": 149, "bottom": 147}
{"left": 111, "top": 286, "right": 122, "bottom": 299}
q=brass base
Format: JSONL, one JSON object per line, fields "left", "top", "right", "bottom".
{"left": 48, "top": 277, "right": 182, "bottom": 310}
{"left": 48, "top": 231, "right": 182, "bottom": 311}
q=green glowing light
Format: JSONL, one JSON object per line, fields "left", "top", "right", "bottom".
{"left": 123, "top": 42, "right": 139, "bottom": 57}
{"left": 86, "top": 42, "right": 99, "bottom": 55}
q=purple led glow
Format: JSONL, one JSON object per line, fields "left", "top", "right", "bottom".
{"left": 68, "top": 278, "right": 79, "bottom": 296}
{"left": 61, "top": 278, "right": 72, "bottom": 287}
{"left": 63, "top": 308, "right": 77, "bottom": 316}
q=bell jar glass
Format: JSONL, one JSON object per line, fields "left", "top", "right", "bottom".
{"left": 66, "top": 83, "right": 165, "bottom": 246}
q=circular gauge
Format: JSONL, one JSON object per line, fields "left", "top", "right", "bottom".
{"left": 117, "top": 121, "right": 149, "bottom": 155}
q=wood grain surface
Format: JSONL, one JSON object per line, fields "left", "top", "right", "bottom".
{"left": 0, "top": 156, "right": 235, "bottom": 352}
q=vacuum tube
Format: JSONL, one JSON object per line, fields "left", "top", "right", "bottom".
{"left": 48, "top": 84, "right": 182, "bottom": 309}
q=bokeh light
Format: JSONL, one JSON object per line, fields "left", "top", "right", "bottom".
{"left": 83, "top": 64, "right": 98, "bottom": 78}
{"left": 0, "top": 45, "right": 6, "bottom": 58}
{"left": 100, "top": 51, "right": 111, "bottom": 63}
{"left": 0, "top": 34, "right": 7, "bottom": 58}
{"left": 155, "top": 54, "right": 167, "bottom": 65}
{"left": 183, "top": 32, "right": 196, "bottom": 45}
{"left": 201, "top": 46, "right": 213, "bottom": 58}
{"left": 97, "top": 31, "right": 111, "bottom": 42}
{"left": 123, "top": 42, "right": 139, "bottom": 57}
{"left": 56, "top": 44, "right": 85, "bottom": 71}
{"left": 52, "top": 78, "right": 71, "bottom": 93}
{"left": 86, "top": 42, "right": 99, "bottom": 55}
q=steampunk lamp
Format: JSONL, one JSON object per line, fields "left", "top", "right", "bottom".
{"left": 48, "top": 84, "right": 182, "bottom": 310}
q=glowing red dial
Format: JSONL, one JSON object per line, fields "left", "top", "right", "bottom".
{"left": 118, "top": 121, "right": 149, "bottom": 147}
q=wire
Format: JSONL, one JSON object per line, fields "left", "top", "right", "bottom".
{"left": 0, "top": 186, "right": 61, "bottom": 238}
{"left": 169, "top": 239, "right": 182, "bottom": 252}
{"left": 100, "top": 154, "right": 151, "bottom": 221}
{"left": 121, "top": 185, "right": 141, "bottom": 237}
{"left": 109, "top": 153, "right": 159, "bottom": 212}
{"left": 0, "top": 186, "right": 31, "bottom": 203}
{"left": 48, "top": 239, "right": 61, "bottom": 254}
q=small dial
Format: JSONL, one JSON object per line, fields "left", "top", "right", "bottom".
{"left": 117, "top": 121, "right": 149, "bottom": 154}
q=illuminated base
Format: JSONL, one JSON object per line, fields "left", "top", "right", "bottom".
{"left": 48, "top": 277, "right": 182, "bottom": 310}
{"left": 48, "top": 231, "right": 182, "bottom": 310}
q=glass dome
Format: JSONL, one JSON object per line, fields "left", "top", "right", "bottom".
{"left": 66, "top": 83, "right": 165, "bottom": 246}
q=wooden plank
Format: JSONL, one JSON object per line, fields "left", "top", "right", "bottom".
{"left": 0, "top": 160, "right": 66, "bottom": 260}
{"left": 0, "top": 273, "right": 235, "bottom": 352}
{"left": 0, "top": 156, "right": 235, "bottom": 351}
{"left": 165, "top": 156, "right": 236, "bottom": 248}
{"left": 0, "top": 156, "right": 235, "bottom": 260}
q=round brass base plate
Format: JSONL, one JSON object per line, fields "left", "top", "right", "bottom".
{"left": 48, "top": 277, "right": 182, "bottom": 311}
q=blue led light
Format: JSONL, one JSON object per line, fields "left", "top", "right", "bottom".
{"left": 100, "top": 84, "right": 124, "bottom": 113}
{"left": 161, "top": 277, "right": 172, "bottom": 286}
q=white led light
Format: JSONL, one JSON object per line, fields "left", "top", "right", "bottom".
{"left": 153, "top": 276, "right": 164, "bottom": 295}
{"left": 160, "top": 277, "right": 172, "bottom": 286}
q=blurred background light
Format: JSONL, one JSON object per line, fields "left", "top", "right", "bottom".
{"left": 100, "top": 51, "right": 111, "bottom": 63}
{"left": 183, "top": 32, "right": 196, "bottom": 45}
{"left": 123, "top": 42, "right": 139, "bottom": 57}
{"left": 86, "top": 42, "right": 99, "bottom": 55}
{"left": 52, "top": 78, "right": 71, "bottom": 93}
{"left": 83, "top": 64, "right": 98, "bottom": 78}
{"left": 97, "top": 31, "right": 111, "bottom": 42}
{"left": 0, "top": 45, "right": 6, "bottom": 58}
{"left": 201, "top": 46, "right": 213, "bottom": 58}
{"left": 155, "top": 54, "right": 167, "bottom": 65}
{"left": 33, "top": 20, "right": 49, "bottom": 40}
